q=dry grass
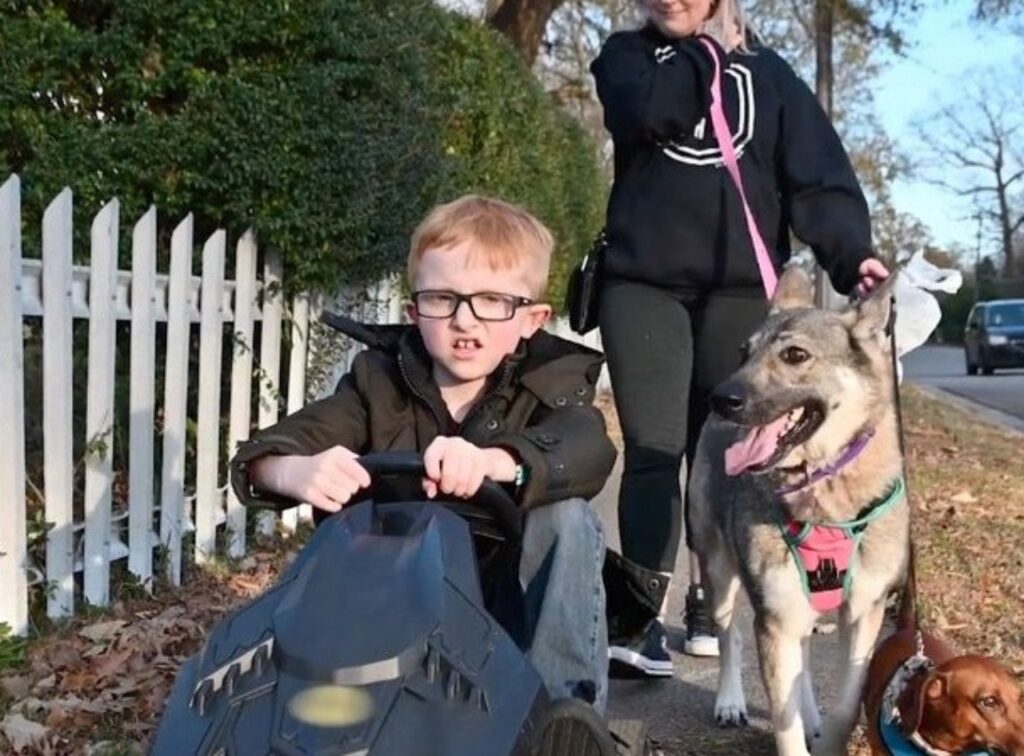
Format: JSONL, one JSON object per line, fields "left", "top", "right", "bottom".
{"left": 898, "top": 386, "right": 1024, "bottom": 671}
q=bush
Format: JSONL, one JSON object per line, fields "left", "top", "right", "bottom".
{"left": 0, "top": 0, "right": 604, "bottom": 302}
{"left": 423, "top": 17, "right": 606, "bottom": 304}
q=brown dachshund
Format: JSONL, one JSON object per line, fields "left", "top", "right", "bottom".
{"left": 863, "top": 627, "right": 1024, "bottom": 754}
{"left": 862, "top": 557, "right": 1024, "bottom": 755}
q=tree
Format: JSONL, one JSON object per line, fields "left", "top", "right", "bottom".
{"left": 750, "top": 0, "right": 927, "bottom": 267}
{"left": 488, "top": 0, "right": 569, "bottom": 64}
{"left": 1, "top": 0, "right": 605, "bottom": 297}
{"left": 539, "top": 0, "right": 640, "bottom": 162}
{"left": 916, "top": 73, "right": 1024, "bottom": 278}
{"left": 974, "top": 0, "right": 1024, "bottom": 18}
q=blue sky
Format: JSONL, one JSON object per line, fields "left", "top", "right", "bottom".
{"left": 873, "top": 0, "right": 1021, "bottom": 255}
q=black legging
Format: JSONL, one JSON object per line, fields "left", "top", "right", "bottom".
{"left": 599, "top": 279, "right": 767, "bottom": 573}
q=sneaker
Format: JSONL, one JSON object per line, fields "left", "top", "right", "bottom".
{"left": 608, "top": 620, "right": 674, "bottom": 678}
{"left": 682, "top": 584, "right": 720, "bottom": 657}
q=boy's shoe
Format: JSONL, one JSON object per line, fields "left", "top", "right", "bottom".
{"left": 608, "top": 620, "right": 674, "bottom": 678}
{"left": 682, "top": 584, "right": 720, "bottom": 658}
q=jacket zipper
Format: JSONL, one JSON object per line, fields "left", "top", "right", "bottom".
{"left": 397, "top": 351, "right": 515, "bottom": 433}
{"left": 460, "top": 358, "right": 514, "bottom": 429}
{"left": 397, "top": 351, "right": 446, "bottom": 430}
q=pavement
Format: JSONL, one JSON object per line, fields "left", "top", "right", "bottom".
{"left": 598, "top": 344, "right": 1024, "bottom": 754}
{"left": 901, "top": 345, "right": 1024, "bottom": 434}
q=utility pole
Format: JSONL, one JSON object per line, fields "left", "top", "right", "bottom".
{"left": 813, "top": 0, "right": 845, "bottom": 310}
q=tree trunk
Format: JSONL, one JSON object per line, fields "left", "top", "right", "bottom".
{"left": 484, "top": 0, "right": 505, "bottom": 19}
{"left": 488, "top": 0, "right": 566, "bottom": 65}
{"left": 814, "top": 0, "right": 845, "bottom": 308}
{"left": 814, "top": 0, "right": 834, "bottom": 117}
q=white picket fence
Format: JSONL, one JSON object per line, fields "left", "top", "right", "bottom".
{"left": 0, "top": 174, "right": 609, "bottom": 638}
{"left": 0, "top": 175, "right": 401, "bottom": 635}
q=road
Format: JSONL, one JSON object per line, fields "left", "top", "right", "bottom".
{"left": 598, "top": 344, "right": 1023, "bottom": 754}
{"left": 902, "top": 345, "right": 1024, "bottom": 431}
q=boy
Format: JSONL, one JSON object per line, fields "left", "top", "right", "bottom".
{"left": 230, "top": 195, "right": 617, "bottom": 712}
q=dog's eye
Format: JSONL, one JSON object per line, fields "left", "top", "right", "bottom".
{"left": 780, "top": 346, "right": 810, "bottom": 365}
{"left": 738, "top": 343, "right": 751, "bottom": 363}
{"left": 977, "top": 695, "right": 1002, "bottom": 710}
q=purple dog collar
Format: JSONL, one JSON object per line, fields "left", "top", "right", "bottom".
{"left": 775, "top": 429, "right": 876, "bottom": 496}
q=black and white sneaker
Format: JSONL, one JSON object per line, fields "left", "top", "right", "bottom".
{"left": 682, "top": 584, "right": 720, "bottom": 658}
{"left": 608, "top": 620, "right": 674, "bottom": 678}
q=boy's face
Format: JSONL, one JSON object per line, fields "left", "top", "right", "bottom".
{"left": 408, "top": 240, "right": 552, "bottom": 387}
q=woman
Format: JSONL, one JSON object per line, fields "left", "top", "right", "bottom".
{"left": 592, "top": 0, "right": 888, "bottom": 676}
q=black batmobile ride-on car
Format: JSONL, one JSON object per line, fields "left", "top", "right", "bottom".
{"left": 151, "top": 453, "right": 653, "bottom": 756}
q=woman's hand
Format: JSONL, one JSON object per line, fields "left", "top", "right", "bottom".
{"left": 855, "top": 258, "right": 890, "bottom": 299}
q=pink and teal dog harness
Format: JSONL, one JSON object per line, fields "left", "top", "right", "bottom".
{"left": 777, "top": 477, "right": 905, "bottom": 613}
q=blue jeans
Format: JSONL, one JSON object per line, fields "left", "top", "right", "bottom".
{"left": 519, "top": 498, "right": 608, "bottom": 714}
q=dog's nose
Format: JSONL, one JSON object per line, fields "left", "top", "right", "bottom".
{"left": 711, "top": 381, "right": 747, "bottom": 418}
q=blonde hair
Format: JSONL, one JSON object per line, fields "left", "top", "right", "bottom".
{"left": 408, "top": 195, "right": 553, "bottom": 299}
{"left": 702, "top": 0, "right": 753, "bottom": 52}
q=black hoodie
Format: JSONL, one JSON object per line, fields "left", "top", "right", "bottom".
{"left": 591, "top": 28, "right": 872, "bottom": 295}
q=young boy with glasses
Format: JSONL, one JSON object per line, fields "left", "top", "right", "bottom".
{"left": 231, "top": 195, "right": 617, "bottom": 712}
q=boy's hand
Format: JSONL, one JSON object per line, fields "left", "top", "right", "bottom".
{"left": 250, "top": 446, "right": 371, "bottom": 513}
{"left": 422, "top": 437, "right": 517, "bottom": 500}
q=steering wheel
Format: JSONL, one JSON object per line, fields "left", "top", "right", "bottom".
{"left": 354, "top": 452, "right": 523, "bottom": 540}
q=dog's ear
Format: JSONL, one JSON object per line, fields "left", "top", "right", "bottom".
{"left": 844, "top": 275, "right": 897, "bottom": 343}
{"left": 770, "top": 265, "right": 814, "bottom": 312}
{"left": 924, "top": 673, "right": 948, "bottom": 701}
{"left": 900, "top": 670, "right": 947, "bottom": 736}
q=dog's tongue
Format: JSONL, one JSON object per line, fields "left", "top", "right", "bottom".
{"left": 724, "top": 416, "right": 791, "bottom": 476}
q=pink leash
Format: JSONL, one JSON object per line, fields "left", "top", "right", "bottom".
{"left": 699, "top": 37, "right": 778, "bottom": 300}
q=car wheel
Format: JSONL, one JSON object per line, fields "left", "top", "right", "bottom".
{"left": 982, "top": 363, "right": 995, "bottom": 375}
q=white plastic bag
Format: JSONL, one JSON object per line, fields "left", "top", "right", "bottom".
{"left": 892, "top": 250, "right": 962, "bottom": 358}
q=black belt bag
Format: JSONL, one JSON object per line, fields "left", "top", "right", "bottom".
{"left": 565, "top": 230, "right": 608, "bottom": 335}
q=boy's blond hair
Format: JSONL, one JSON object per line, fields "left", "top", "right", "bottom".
{"left": 408, "top": 195, "right": 553, "bottom": 299}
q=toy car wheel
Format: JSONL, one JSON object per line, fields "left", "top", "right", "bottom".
{"left": 535, "top": 699, "right": 618, "bottom": 756}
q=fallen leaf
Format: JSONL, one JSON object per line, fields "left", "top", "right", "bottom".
{"left": 951, "top": 490, "right": 977, "bottom": 504}
{"left": 79, "top": 620, "right": 127, "bottom": 644}
{"left": 0, "top": 675, "right": 32, "bottom": 699}
{"left": 47, "top": 695, "right": 108, "bottom": 715}
{"left": 59, "top": 668, "right": 99, "bottom": 695}
{"left": 0, "top": 713, "right": 50, "bottom": 752}
{"left": 36, "top": 640, "right": 80, "bottom": 672}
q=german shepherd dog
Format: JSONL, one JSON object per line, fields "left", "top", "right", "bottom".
{"left": 688, "top": 266, "right": 909, "bottom": 755}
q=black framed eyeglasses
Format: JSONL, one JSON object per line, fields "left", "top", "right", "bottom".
{"left": 412, "top": 290, "right": 535, "bottom": 322}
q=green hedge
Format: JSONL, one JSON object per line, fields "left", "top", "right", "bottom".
{"left": 0, "top": 0, "right": 604, "bottom": 305}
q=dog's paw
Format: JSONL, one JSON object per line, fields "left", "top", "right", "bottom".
{"left": 714, "top": 694, "right": 748, "bottom": 728}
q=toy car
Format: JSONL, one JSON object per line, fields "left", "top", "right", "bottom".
{"left": 151, "top": 453, "right": 652, "bottom": 755}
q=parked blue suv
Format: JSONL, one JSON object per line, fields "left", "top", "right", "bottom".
{"left": 964, "top": 299, "right": 1024, "bottom": 375}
